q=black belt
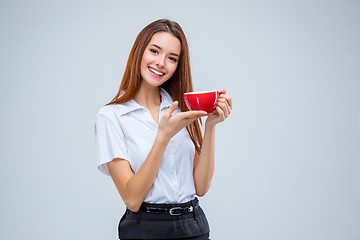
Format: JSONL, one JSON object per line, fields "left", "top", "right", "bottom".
{"left": 140, "top": 200, "right": 199, "bottom": 216}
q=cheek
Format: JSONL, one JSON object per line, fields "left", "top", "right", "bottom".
{"left": 141, "top": 53, "right": 150, "bottom": 66}
{"left": 140, "top": 55, "right": 150, "bottom": 77}
{"left": 169, "top": 63, "right": 178, "bottom": 75}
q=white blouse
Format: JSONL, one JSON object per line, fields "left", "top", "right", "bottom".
{"left": 95, "top": 88, "right": 197, "bottom": 204}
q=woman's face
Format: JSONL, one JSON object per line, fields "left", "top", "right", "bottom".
{"left": 140, "top": 32, "right": 181, "bottom": 88}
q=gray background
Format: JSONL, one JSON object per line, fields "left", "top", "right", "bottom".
{"left": 1, "top": 0, "right": 359, "bottom": 239}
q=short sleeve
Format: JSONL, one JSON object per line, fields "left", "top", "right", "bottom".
{"left": 95, "top": 112, "right": 131, "bottom": 176}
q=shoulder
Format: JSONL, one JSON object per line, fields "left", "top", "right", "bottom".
{"left": 96, "top": 100, "right": 144, "bottom": 122}
{"left": 96, "top": 104, "right": 119, "bottom": 120}
{"left": 95, "top": 104, "right": 123, "bottom": 133}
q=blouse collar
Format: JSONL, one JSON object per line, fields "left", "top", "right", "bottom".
{"left": 116, "top": 87, "right": 174, "bottom": 116}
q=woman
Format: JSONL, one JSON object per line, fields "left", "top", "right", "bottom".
{"left": 95, "top": 19, "right": 232, "bottom": 240}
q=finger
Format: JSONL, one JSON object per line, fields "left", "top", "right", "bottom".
{"left": 181, "top": 110, "right": 208, "bottom": 120}
{"left": 217, "top": 97, "right": 229, "bottom": 113}
{"left": 217, "top": 97, "right": 229, "bottom": 107}
{"left": 219, "top": 89, "right": 226, "bottom": 95}
{"left": 210, "top": 108, "right": 219, "bottom": 116}
{"left": 224, "top": 100, "right": 231, "bottom": 114}
{"left": 212, "top": 110, "right": 219, "bottom": 116}
{"left": 218, "top": 101, "right": 230, "bottom": 115}
{"left": 219, "top": 95, "right": 232, "bottom": 110}
{"left": 222, "top": 105, "right": 229, "bottom": 119}
{"left": 181, "top": 116, "right": 204, "bottom": 128}
{"left": 227, "top": 96, "right": 232, "bottom": 110}
{"left": 216, "top": 102, "right": 229, "bottom": 118}
{"left": 163, "top": 101, "right": 178, "bottom": 118}
{"left": 192, "top": 110, "right": 208, "bottom": 115}
{"left": 225, "top": 95, "right": 232, "bottom": 110}
{"left": 215, "top": 106, "right": 225, "bottom": 119}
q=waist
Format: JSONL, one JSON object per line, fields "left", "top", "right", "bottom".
{"left": 142, "top": 186, "right": 196, "bottom": 204}
{"left": 140, "top": 197, "right": 199, "bottom": 216}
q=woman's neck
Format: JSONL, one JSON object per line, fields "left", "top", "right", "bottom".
{"left": 133, "top": 82, "right": 161, "bottom": 109}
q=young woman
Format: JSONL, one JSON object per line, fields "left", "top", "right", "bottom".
{"left": 95, "top": 19, "right": 232, "bottom": 240}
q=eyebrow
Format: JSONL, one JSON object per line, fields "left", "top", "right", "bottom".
{"left": 150, "top": 44, "right": 180, "bottom": 57}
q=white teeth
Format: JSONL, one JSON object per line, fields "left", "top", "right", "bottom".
{"left": 149, "top": 67, "right": 165, "bottom": 76}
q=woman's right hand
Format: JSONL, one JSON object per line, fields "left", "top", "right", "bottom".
{"left": 157, "top": 101, "right": 207, "bottom": 142}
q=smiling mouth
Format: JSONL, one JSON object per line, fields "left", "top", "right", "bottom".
{"left": 148, "top": 67, "right": 165, "bottom": 76}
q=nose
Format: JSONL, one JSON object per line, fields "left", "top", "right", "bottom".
{"left": 156, "top": 56, "right": 165, "bottom": 68}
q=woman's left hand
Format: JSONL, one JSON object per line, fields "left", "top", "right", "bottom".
{"left": 205, "top": 89, "right": 232, "bottom": 127}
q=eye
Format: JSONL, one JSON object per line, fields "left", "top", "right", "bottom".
{"left": 150, "top": 49, "right": 158, "bottom": 54}
{"left": 169, "top": 57, "right": 178, "bottom": 62}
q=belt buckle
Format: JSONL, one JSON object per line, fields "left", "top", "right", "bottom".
{"left": 169, "top": 207, "right": 182, "bottom": 216}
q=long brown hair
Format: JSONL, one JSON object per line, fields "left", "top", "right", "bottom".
{"left": 106, "top": 19, "right": 203, "bottom": 154}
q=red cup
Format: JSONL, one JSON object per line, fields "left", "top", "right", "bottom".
{"left": 184, "top": 90, "right": 225, "bottom": 113}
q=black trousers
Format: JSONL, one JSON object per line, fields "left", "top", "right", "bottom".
{"left": 118, "top": 198, "right": 210, "bottom": 240}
